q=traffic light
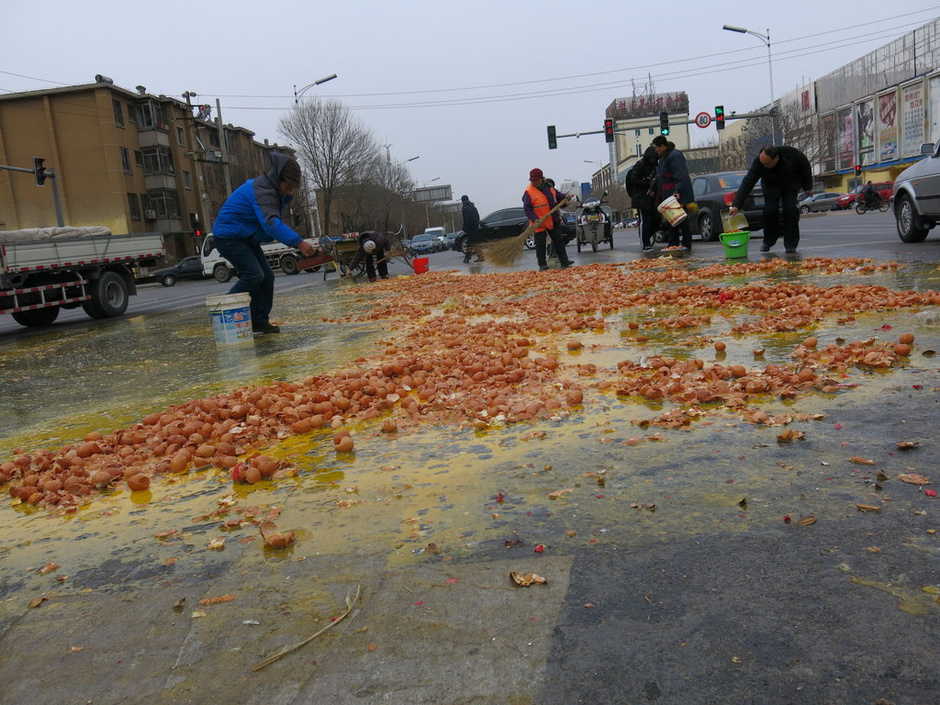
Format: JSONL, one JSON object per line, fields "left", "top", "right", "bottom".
{"left": 855, "top": 164, "right": 861, "bottom": 176}
{"left": 33, "top": 156, "right": 46, "bottom": 186}
{"left": 715, "top": 105, "right": 725, "bottom": 131}
{"left": 659, "top": 111, "right": 669, "bottom": 136}
{"left": 547, "top": 125, "right": 557, "bottom": 150}
{"left": 604, "top": 119, "right": 614, "bottom": 143}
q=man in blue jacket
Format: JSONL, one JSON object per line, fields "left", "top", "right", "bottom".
{"left": 213, "top": 153, "right": 316, "bottom": 334}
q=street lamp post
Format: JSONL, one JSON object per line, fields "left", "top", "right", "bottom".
{"left": 722, "top": 24, "right": 780, "bottom": 143}
{"left": 422, "top": 177, "right": 440, "bottom": 228}
{"left": 293, "top": 74, "right": 338, "bottom": 103}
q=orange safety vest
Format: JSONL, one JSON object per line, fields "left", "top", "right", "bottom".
{"left": 525, "top": 183, "right": 552, "bottom": 232}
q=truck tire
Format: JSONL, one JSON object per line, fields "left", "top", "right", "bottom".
{"left": 280, "top": 254, "right": 299, "bottom": 275}
{"left": 82, "top": 270, "right": 129, "bottom": 319}
{"left": 12, "top": 306, "right": 60, "bottom": 327}
{"left": 213, "top": 264, "right": 233, "bottom": 283}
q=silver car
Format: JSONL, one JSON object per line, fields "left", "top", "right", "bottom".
{"left": 894, "top": 140, "right": 940, "bottom": 242}
{"left": 798, "top": 192, "right": 845, "bottom": 214}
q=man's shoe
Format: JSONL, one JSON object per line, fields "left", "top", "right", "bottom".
{"left": 785, "top": 248, "right": 797, "bottom": 254}
{"left": 560, "top": 260, "right": 574, "bottom": 268}
{"left": 642, "top": 245, "right": 653, "bottom": 251}
{"left": 760, "top": 243, "right": 772, "bottom": 253}
{"left": 252, "top": 322, "right": 280, "bottom": 334}
{"left": 463, "top": 257, "right": 471, "bottom": 263}
{"left": 368, "top": 277, "right": 378, "bottom": 282}
{"left": 538, "top": 264, "right": 550, "bottom": 271}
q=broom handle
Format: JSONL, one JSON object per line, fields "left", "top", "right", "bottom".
{"left": 519, "top": 197, "right": 571, "bottom": 240}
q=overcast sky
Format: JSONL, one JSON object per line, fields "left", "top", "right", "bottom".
{"left": 2, "top": 2, "right": 937, "bottom": 218}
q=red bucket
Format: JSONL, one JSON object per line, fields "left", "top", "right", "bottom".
{"left": 412, "top": 257, "right": 429, "bottom": 274}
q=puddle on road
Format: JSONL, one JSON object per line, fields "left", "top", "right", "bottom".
{"left": 2, "top": 260, "right": 940, "bottom": 613}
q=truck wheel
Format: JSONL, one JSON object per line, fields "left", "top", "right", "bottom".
{"left": 213, "top": 264, "right": 233, "bottom": 283}
{"left": 82, "top": 271, "right": 129, "bottom": 319}
{"left": 280, "top": 254, "right": 299, "bottom": 275}
{"left": 12, "top": 306, "right": 60, "bottom": 327}
{"left": 896, "top": 194, "right": 929, "bottom": 243}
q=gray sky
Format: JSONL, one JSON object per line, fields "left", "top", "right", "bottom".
{"left": 3, "top": 1, "right": 937, "bottom": 218}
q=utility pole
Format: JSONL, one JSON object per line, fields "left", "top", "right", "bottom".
{"left": 182, "top": 91, "right": 209, "bottom": 235}
{"left": 214, "top": 98, "right": 233, "bottom": 198}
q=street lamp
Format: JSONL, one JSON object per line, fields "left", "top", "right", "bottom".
{"left": 293, "top": 74, "right": 338, "bottom": 103}
{"left": 722, "top": 24, "right": 778, "bottom": 142}
{"left": 422, "top": 178, "right": 441, "bottom": 227}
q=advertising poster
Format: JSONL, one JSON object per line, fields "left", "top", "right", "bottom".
{"left": 878, "top": 89, "right": 899, "bottom": 162}
{"left": 837, "top": 107, "right": 854, "bottom": 170}
{"left": 901, "top": 81, "right": 926, "bottom": 158}
{"left": 857, "top": 100, "right": 875, "bottom": 166}
{"left": 930, "top": 75, "right": 940, "bottom": 144}
{"left": 820, "top": 114, "right": 835, "bottom": 173}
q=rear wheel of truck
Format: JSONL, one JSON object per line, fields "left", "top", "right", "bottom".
{"left": 82, "top": 271, "right": 129, "bottom": 319}
{"left": 280, "top": 254, "right": 299, "bottom": 275}
{"left": 213, "top": 264, "right": 233, "bottom": 283}
{"left": 12, "top": 306, "right": 60, "bottom": 327}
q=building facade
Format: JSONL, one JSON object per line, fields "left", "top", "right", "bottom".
{"left": 0, "top": 76, "right": 296, "bottom": 262}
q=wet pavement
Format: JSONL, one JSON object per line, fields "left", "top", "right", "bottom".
{"left": 1, "top": 239, "right": 939, "bottom": 704}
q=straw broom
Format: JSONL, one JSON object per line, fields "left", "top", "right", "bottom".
{"left": 482, "top": 198, "right": 571, "bottom": 267}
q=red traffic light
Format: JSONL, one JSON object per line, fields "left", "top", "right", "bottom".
{"left": 604, "top": 119, "right": 614, "bottom": 143}
{"left": 854, "top": 164, "right": 861, "bottom": 175}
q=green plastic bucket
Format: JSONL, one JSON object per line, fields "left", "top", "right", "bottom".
{"left": 719, "top": 230, "right": 750, "bottom": 259}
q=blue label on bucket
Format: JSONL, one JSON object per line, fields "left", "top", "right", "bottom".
{"left": 211, "top": 306, "right": 252, "bottom": 343}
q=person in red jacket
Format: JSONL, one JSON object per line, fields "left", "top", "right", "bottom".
{"left": 522, "top": 168, "right": 573, "bottom": 271}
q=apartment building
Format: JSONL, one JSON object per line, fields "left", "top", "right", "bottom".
{"left": 0, "top": 75, "right": 296, "bottom": 261}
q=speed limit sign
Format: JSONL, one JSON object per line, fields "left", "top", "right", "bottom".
{"left": 695, "top": 112, "right": 712, "bottom": 128}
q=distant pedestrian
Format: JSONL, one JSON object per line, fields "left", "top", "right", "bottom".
{"left": 523, "top": 168, "right": 573, "bottom": 271}
{"left": 213, "top": 153, "right": 317, "bottom": 334}
{"left": 460, "top": 195, "right": 482, "bottom": 263}
{"left": 729, "top": 145, "right": 812, "bottom": 253}
{"left": 347, "top": 230, "right": 389, "bottom": 282}
{"left": 626, "top": 146, "right": 660, "bottom": 251}
{"left": 650, "top": 135, "right": 693, "bottom": 251}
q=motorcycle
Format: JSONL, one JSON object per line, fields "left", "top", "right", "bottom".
{"left": 855, "top": 192, "right": 891, "bottom": 214}
{"left": 576, "top": 191, "right": 614, "bottom": 253}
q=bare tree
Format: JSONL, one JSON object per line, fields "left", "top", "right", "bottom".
{"left": 279, "top": 98, "right": 380, "bottom": 236}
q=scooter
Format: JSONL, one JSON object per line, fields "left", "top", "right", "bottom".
{"left": 576, "top": 191, "right": 614, "bottom": 253}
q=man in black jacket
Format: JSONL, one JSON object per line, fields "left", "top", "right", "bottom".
{"left": 460, "top": 195, "right": 482, "bottom": 263}
{"left": 729, "top": 145, "right": 812, "bottom": 254}
{"left": 626, "top": 146, "right": 660, "bottom": 251}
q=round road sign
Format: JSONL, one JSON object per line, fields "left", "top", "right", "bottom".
{"left": 695, "top": 112, "right": 712, "bottom": 128}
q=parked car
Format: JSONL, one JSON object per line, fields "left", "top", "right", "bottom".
{"left": 893, "top": 141, "right": 940, "bottom": 242}
{"left": 149, "top": 256, "right": 207, "bottom": 287}
{"left": 453, "top": 207, "right": 576, "bottom": 255}
{"left": 688, "top": 171, "right": 764, "bottom": 241}
{"left": 834, "top": 182, "right": 893, "bottom": 210}
{"left": 409, "top": 233, "right": 442, "bottom": 254}
{"left": 798, "top": 192, "right": 845, "bottom": 214}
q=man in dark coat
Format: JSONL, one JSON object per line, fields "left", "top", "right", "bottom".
{"left": 460, "top": 195, "right": 482, "bottom": 263}
{"left": 626, "top": 146, "right": 660, "bottom": 251}
{"left": 347, "top": 230, "right": 390, "bottom": 282}
{"left": 729, "top": 145, "right": 813, "bottom": 253}
{"left": 650, "top": 135, "right": 694, "bottom": 250}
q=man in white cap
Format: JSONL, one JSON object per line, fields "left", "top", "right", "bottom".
{"left": 347, "top": 230, "right": 390, "bottom": 282}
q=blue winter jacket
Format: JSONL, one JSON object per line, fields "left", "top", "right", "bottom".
{"left": 212, "top": 152, "right": 303, "bottom": 247}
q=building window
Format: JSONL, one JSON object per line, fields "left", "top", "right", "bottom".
{"left": 648, "top": 127, "right": 654, "bottom": 135}
{"left": 146, "top": 189, "right": 181, "bottom": 219}
{"left": 120, "top": 147, "right": 132, "bottom": 173}
{"left": 127, "top": 193, "right": 141, "bottom": 221}
{"left": 635, "top": 129, "right": 640, "bottom": 137}
{"left": 183, "top": 170, "right": 192, "bottom": 189}
{"left": 141, "top": 146, "right": 175, "bottom": 175}
{"left": 113, "top": 99, "right": 125, "bottom": 128}
{"left": 135, "top": 150, "right": 144, "bottom": 168}
{"left": 636, "top": 144, "right": 642, "bottom": 157}
{"left": 177, "top": 126, "right": 186, "bottom": 146}
{"left": 137, "top": 99, "right": 166, "bottom": 129}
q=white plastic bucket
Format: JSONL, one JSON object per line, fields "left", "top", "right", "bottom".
{"left": 656, "top": 195, "right": 688, "bottom": 226}
{"left": 206, "top": 293, "right": 253, "bottom": 344}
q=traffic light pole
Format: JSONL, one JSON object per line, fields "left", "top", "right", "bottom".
{"left": 0, "top": 162, "right": 65, "bottom": 226}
